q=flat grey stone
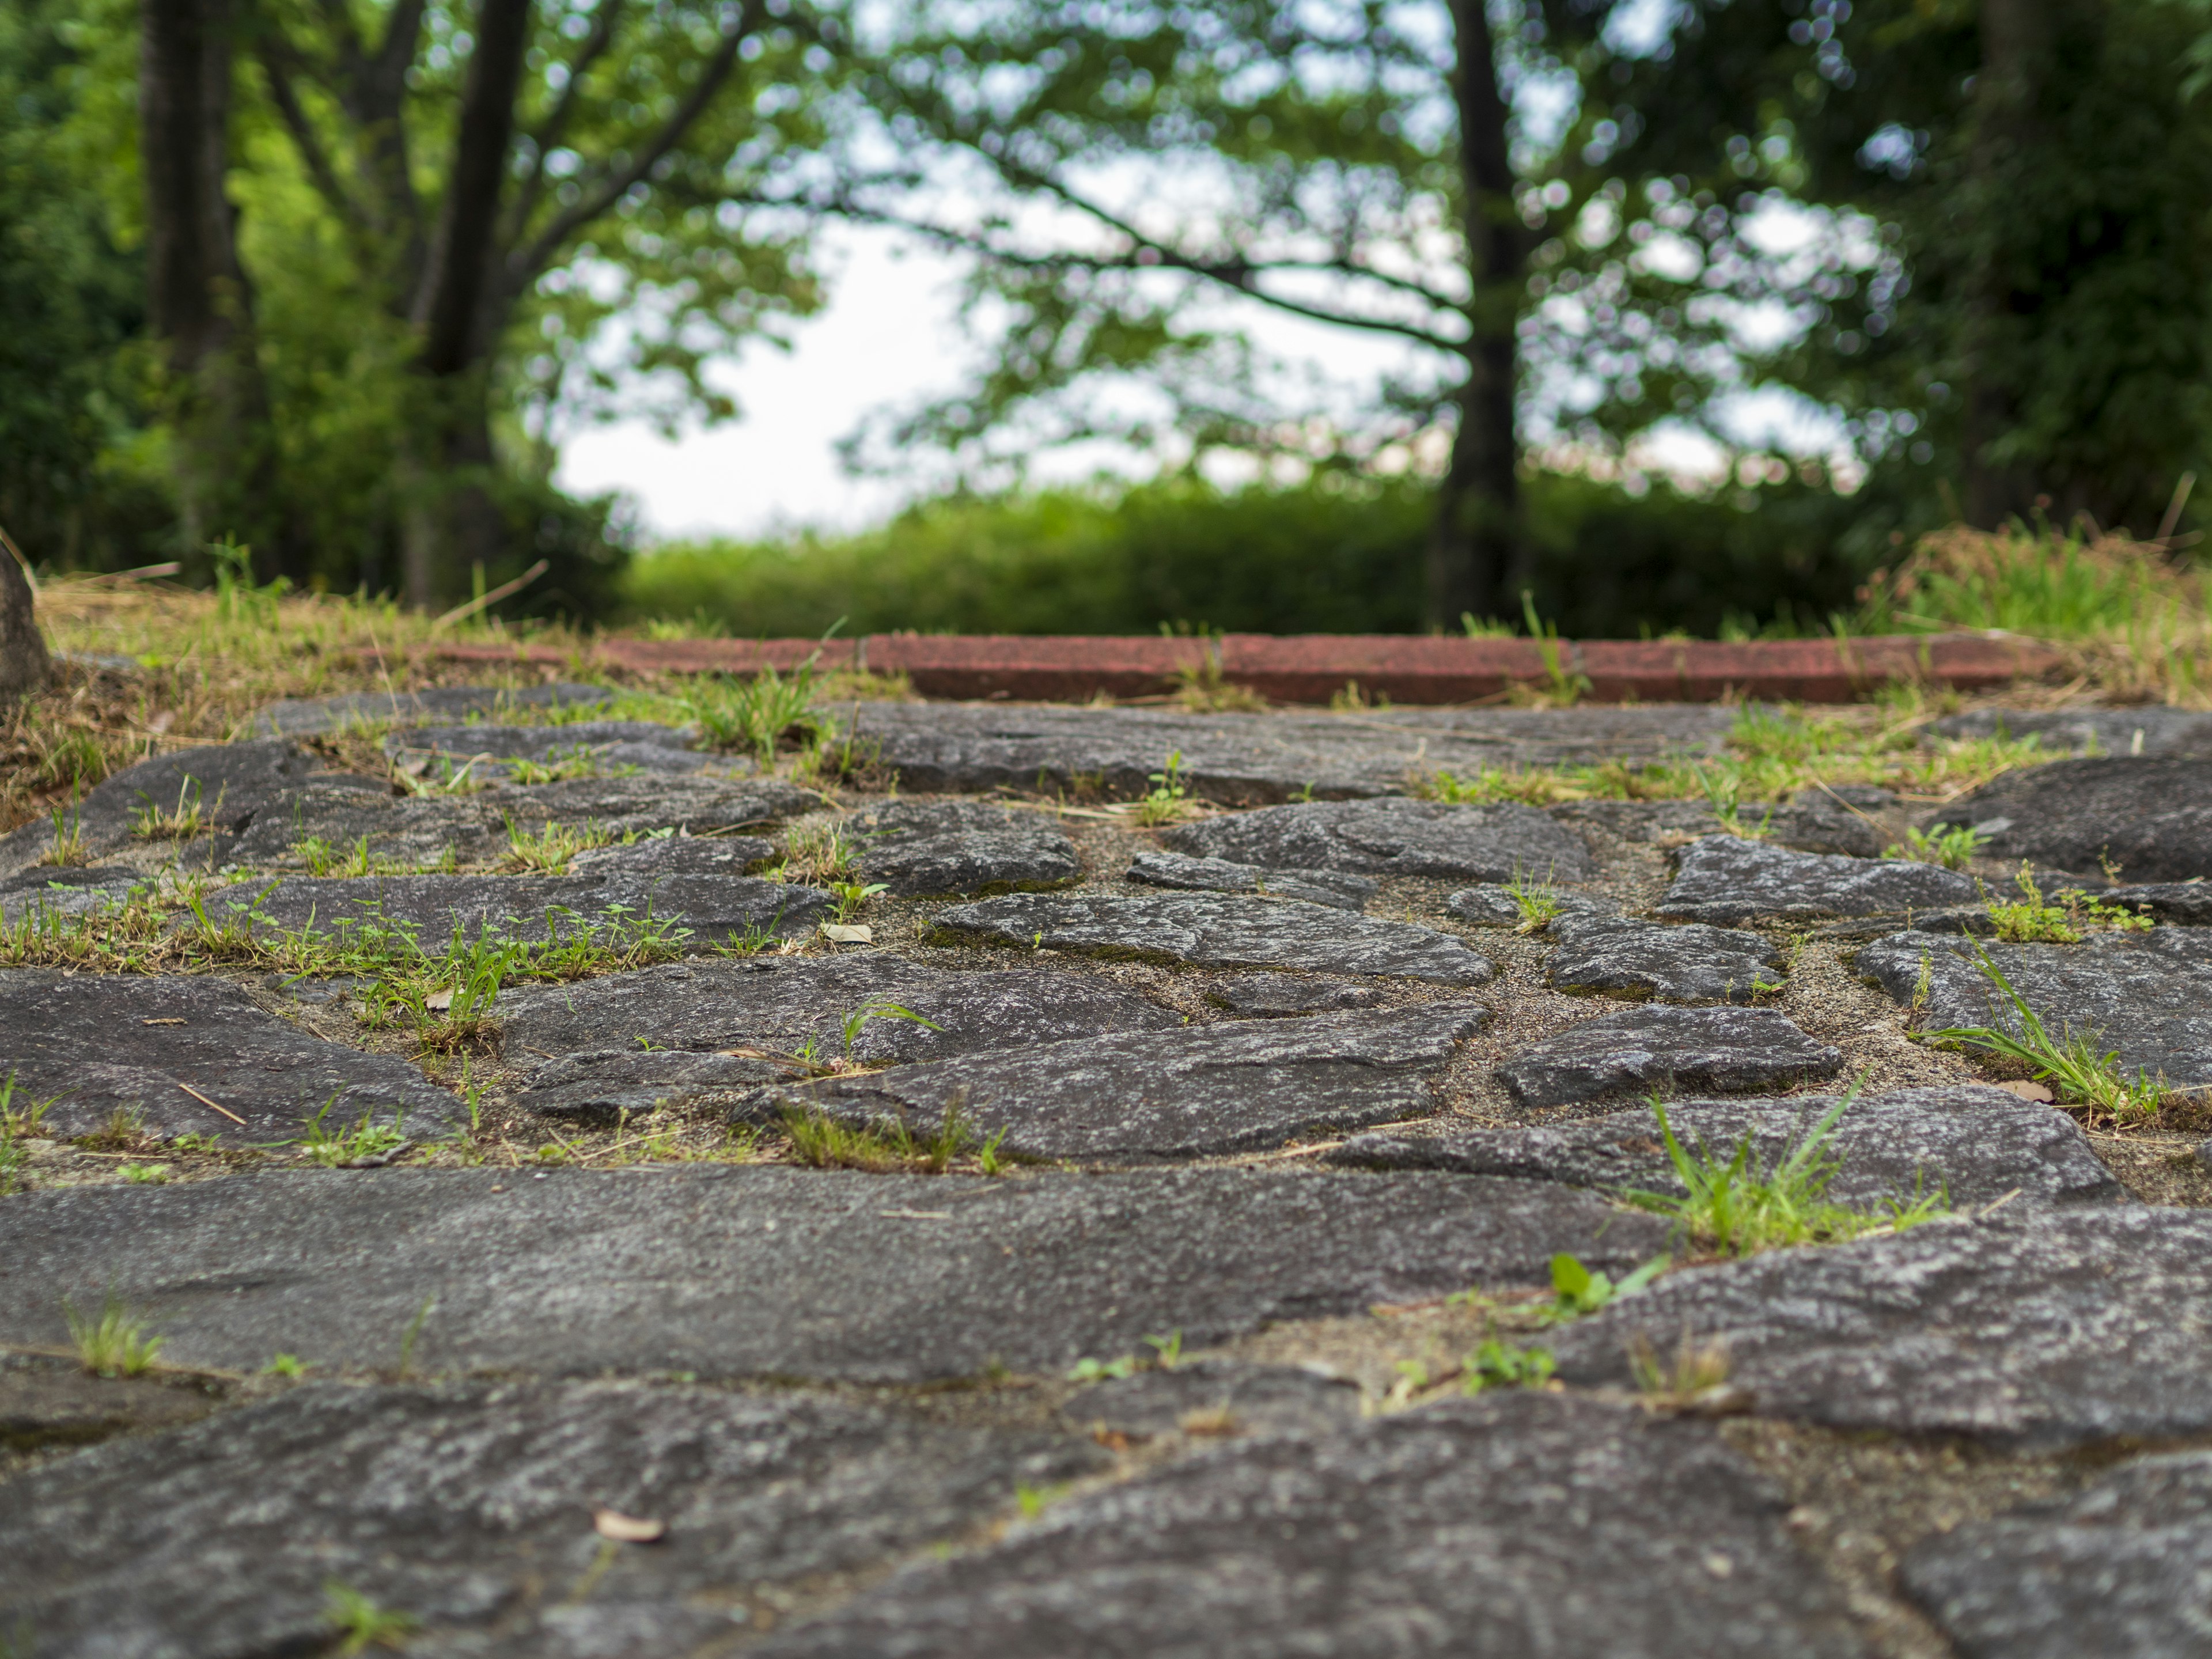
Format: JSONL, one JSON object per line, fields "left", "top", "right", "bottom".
{"left": 1554, "top": 797, "right": 1888, "bottom": 858}
{"left": 1200, "top": 974, "right": 1387, "bottom": 1016}
{"left": 755, "top": 1392, "right": 1862, "bottom": 1659}
{"left": 501, "top": 957, "right": 1178, "bottom": 1072}
{"left": 1165, "top": 797, "right": 1594, "bottom": 881}
{"left": 0, "top": 1379, "right": 1104, "bottom": 1659}
{"left": 1548, "top": 916, "right": 1787, "bottom": 1005}
{"left": 1497, "top": 1006, "right": 1843, "bottom": 1109}
{"left": 0, "top": 969, "right": 461, "bottom": 1139}
{"left": 850, "top": 800, "right": 1079, "bottom": 896}
{"left": 1126, "top": 849, "right": 1376, "bottom": 912}
{"left": 0, "top": 867, "right": 150, "bottom": 925}
{"left": 208, "top": 870, "right": 834, "bottom": 946}
{"left": 1924, "top": 757, "right": 2212, "bottom": 881}
{"left": 244, "top": 682, "right": 613, "bottom": 737}
{"left": 851, "top": 702, "right": 1733, "bottom": 802}
{"left": 1548, "top": 1207, "right": 2212, "bottom": 1447}
{"left": 1329, "top": 1085, "right": 2121, "bottom": 1209}
{"left": 1931, "top": 706, "right": 2212, "bottom": 759}
{"left": 0, "top": 1166, "right": 1671, "bottom": 1382}
{"left": 518, "top": 1048, "right": 786, "bottom": 1121}
{"left": 388, "top": 719, "right": 715, "bottom": 779}
{"left": 1900, "top": 1449, "right": 2212, "bottom": 1659}
{"left": 933, "top": 892, "right": 1494, "bottom": 984}
{"left": 225, "top": 777, "right": 813, "bottom": 870}
{"left": 567, "top": 832, "right": 776, "bottom": 875}
{"left": 1858, "top": 929, "right": 2212, "bottom": 1089}
{"left": 0, "top": 741, "right": 380, "bottom": 877}
{"left": 1445, "top": 882, "right": 1617, "bottom": 928}
{"left": 1066, "top": 1361, "right": 1361, "bottom": 1440}
{"left": 0, "top": 1350, "right": 226, "bottom": 1448}
{"left": 745, "top": 1002, "right": 1488, "bottom": 1161}
{"left": 1661, "top": 835, "right": 1976, "bottom": 925}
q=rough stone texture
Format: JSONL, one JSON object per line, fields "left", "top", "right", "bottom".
{"left": 1200, "top": 974, "right": 1387, "bottom": 1016}
{"left": 1065, "top": 1361, "right": 1361, "bottom": 1440}
{"left": 0, "top": 1166, "right": 1672, "bottom": 1382}
{"left": 518, "top": 1048, "right": 787, "bottom": 1120}
{"left": 0, "top": 1380, "right": 1105, "bottom": 1659}
{"left": 850, "top": 799, "right": 1080, "bottom": 896}
{"left": 1497, "top": 1005, "right": 1843, "bottom": 1109}
{"left": 933, "top": 892, "right": 1494, "bottom": 984}
{"left": 501, "top": 956, "right": 1179, "bottom": 1071}
{"left": 0, "top": 866, "right": 148, "bottom": 925}
{"left": 1165, "top": 797, "right": 1594, "bottom": 881}
{"left": 1548, "top": 1207, "right": 2212, "bottom": 1448}
{"left": 851, "top": 701, "right": 1733, "bottom": 802}
{"left": 246, "top": 682, "right": 613, "bottom": 737}
{"left": 0, "top": 740, "right": 380, "bottom": 876}
{"left": 1126, "top": 849, "right": 1376, "bottom": 912}
{"left": 1445, "top": 882, "right": 1616, "bottom": 927}
{"left": 224, "top": 776, "right": 814, "bottom": 870}
{"left": 1660, "top": 835, "right": 1977, "bottom": 925}
{"left": 1548, "top": 916, "right": 1787, "bottom": 1005}
{"left": 388, "top": 719, "right": 715, "bottom": 778}
{"left": 0, "top": 969, "right": 462, "bottom": 1138}
{"left": 0, "top": 541, "right": 52, "bottom": 700}
{"left": 1330, "top": 1085, "right": 2121, "bottom": 1210}
{"left": 755, "top": 1392, "right": 1863, "bottom": 1659}
{"left": 1932, "top": 705, "right": 2212, "bottom": 759}
{"left": 2096, "top": 881, "right": 2212, "bottom": 926}
{"left": 567, "top": 832, "right": 777, "bottom": 875}
{"left": 1899, "top": 1449, "right": 2212, "bottom": 1659}
{"left": 1552, "top": 797, "right": 1888, "bottom": 858}
{"left": 746, "top": 1002, "right": 1488, "bottom": 1161}
{"left": 1858, "top": 928, "right": 2212, "bottom": 1089}
{"left": 1924, "top": 757, "right": 2212, "bottom": 881}
{"left": 0, "top": 1351, "right": 227, "bottom": 1448}
{"left": 210, "top": 869, "right": 834, "bottom": 945}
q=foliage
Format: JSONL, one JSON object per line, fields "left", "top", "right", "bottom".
{"left": 1922, "top": 949, "right": 2166, "bottom": 1122}
{"left": 1983, "top": 864, "right": 2156, "bottom": 944}
{"left": 1539, "top": 1253, "right": 1669, "bottom": 1324}
{"left": 1885, "top": 824, "right": 1985, "bottom": 871}
{"left": 65, "top": 1289, "right": 164, "bottom": 1376}
{"left": 1461, "top": 1339, "right": 1557, "bottom": 1393}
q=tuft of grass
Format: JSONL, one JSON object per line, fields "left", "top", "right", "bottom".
{"left": 40, "top": 794, "right": 91, "bottom": 867}
{"left": 1131, "top": 749, "right": 1195, "bottom": 826}
{"left": 683, "top": 656, "right": 823, "bottom": 762}
{"left": 501, "top": 815, "right": 616, "bottom": 875}
{"left": 131, "top": 779, "right": 214, "bottom": 842}
{"left": 324, "top": 1583, "right": 417, "bottom": 1656}
{"left": 1505, "top": 868, "right": 1563, "bottom": 934}
{"left": 1615, "top": 1092, "right": 1950, "bottom": 1256}
{"left": 1885, "top": 824, "right": 1985, "bottom": 870}
{"left": 65, "top": 1290, "right": 165, "bottom": 1377}
{"left": 779, "top": 820, "right": 857, "bottom": 884}
{"left": 1628, "top": 1327, "right": 1736, "bottom": 1401}
{"left": 779, "top": 1098, "right": 992, "bottom": 1174}
{"left": 1984, "top": 863, "right": 2155, "bottom": 944}
{"left": 1461, "top": 1338, "right": 1557, "bottom": 1393}
{"left": 120, "top": 1162, "right": 171, "bottom": 1184}
{"left": 0, "top": 1070, "right": 55, "bottom": 1195}
{"left": 289, "top": 1100, "right": 411, "bottom": 1167}
{"left": 1922, "top": 949, "right": 2166, "bottom": 1121}
{"left": 1538, "top": 1252, "right": 1669, "bottom": 1324}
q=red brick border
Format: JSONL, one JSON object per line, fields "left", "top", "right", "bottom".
{"left": 419, "top": 630, "right": 2065, "bottom": 704}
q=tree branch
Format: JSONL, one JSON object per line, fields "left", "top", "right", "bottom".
{"left": 506, "top": 0, "right": 767, "bottom": 288}
{"left": 255, "top": 37, "right": 370, "bottom": 242}
{"left": 505, "top": 0, "right": 627, "bottom": 244}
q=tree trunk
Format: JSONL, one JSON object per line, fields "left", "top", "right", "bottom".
{"left": 1961, "top": 0, "right": 2047, "bottom": 528}
{"left": 0, "top": 532, "right": 52, "bottom": 702}
{"left": 1428, "top": 0, "right": 1529, "bottom": 630}
{"left": 401, "top": 0, "right": 533, "bottom": 609}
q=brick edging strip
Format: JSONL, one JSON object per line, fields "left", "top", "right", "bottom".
{"left": 424, "top": 630, "right": 2065, "bottom": 705}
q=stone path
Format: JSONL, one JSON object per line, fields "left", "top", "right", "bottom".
{"left": 5, "top": 690, "right": 2212, "bottom": 1656}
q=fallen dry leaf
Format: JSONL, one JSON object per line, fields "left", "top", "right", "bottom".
{"left": 423, "top": 989, "right": 454, "bottom": 1012}
{"left": 592, "top": 1507, "right": 666, "bottom": 1544}
{"left": 1991, "top": 1080, "right": 2056, "bottom": 1103}
{"left": 820, "top": 923, "right": 873, "bottom": 944}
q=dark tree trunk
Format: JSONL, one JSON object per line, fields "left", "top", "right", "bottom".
{"left": 402, "top": 0, "right": 533, "bottom": 609}
{"left": 1961, "top": 0, "right": 2047, "bottom": 528}
{"left": 1428, "top": 0, "right": 1529, "bottom": 630}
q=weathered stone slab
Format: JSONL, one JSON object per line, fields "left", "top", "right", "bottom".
{"left": 1554, "top": 797, "right": 1888, "bottom": 858}
{"left": 1200, "top": 974, "right": 1386, "bottom": 1016}
{"left": 0, "top": 1166, "right": 1672, "bottom": 1382}
{"left": 0, "top": 741, "right": 380, "bottom": 876}
{"left": 0, "top": 1379, "right": 1105, "bottom": 1659}
{"left": 567, "top": 832, "right": 777, "bottom": 875}
{"left": 1660, "top": 835, "right": 1976, "bottom": 925}
{"left": 1924, "top": 757, "right": 2212, "bottom": 881}
{"left": 245, "top": 681, "right": 612, "bottom": 737}
{"left": 1329, "top": 1085, "right": 2121, "bottom": 1209}
{"left": 210, "top": 870, "right": 834, "bottom": 946}
{"left": 1497, "top": 1006, "right": 1843, "bottom": 1109}
{"left": 1445, "top": 882, "right": 1616, "bottom": 928}
{"left": 1165, "top": 797, "right": 1593, "bottom": 881}
{"left": 0, "top": 867, "right": 149, "bottom": 925}
{"left": 849, "top": 799, "right": 1079, "bottom": 896}
{"left": 518, "top": 1049, "right": 785, "bottom": 1120}
{"left": 1126, "top": 849, "right": 1376, "bottom": 912}
{"left": 851, "top": 702, "right": 1733, "bottom": 802}
{"left": 1548, "top": 916, "right": 1787, "bottom": 1004}
{"left": 1932, "top": 706, "right": 2212, "bottom": 759}
{"left": 0, "top": 969, "right": 461, "bottom": 1139}
{"left": 388, "top": 719, "right": 714, "bottom": 779}
{"left": 501, "top": 956, "right": 1178, "bottom": 1072}
{"left": 224, "top": 777, "right": 813, "bottom": 870}
{"left": 1858, "top": 929, "right": 2212, "bottom": 1089}
{"left": 744, "top": 1002, "right": 1488, "bottom": 1161}
{"left": 755, "top": 1392, "right": 1863, "bottom": 1659}
{"left": 1066, "top": 1360, "right": 1361, "bottom": 1440}
{"left": 932, "top": 892, "right": 1494, "bottom": 984}
{"left": 0, "top": 1350, "right": 227, "bottom": 1448}
{"left": 1548, "top": 1207, "right": 2212, "bottom": 1447}
{"left": 1900, "top": 1449, "right": 2212, "bottom": 1659}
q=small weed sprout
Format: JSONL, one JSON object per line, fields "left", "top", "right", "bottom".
{"left": 1517, "top": 592, "right": 1592, "bottom": 707}
{"left": 324, "top": 1582, "right": 418, "bottom": 1656}
{"left": 1505, "top": 868, "right": 1563, "bottom": 934}
{"left": 1694, "top": 765, "right": 1775, "bottom": 840}
{"left": 0, "top": 1071, "right": 55, "bottom": 1195}
{"left": 1539, "top": 1252, "right": 1669, "bottom": 1324}
{"left": 1922, "top": 949, "right": 2166, "bottom": 1120}
{"left": 65, "top": 1290, "right": 165, "bottom": 1377}
{"left": 396, "top": 1296, "right": 435, "bottom": 1378}
{"left": 1628, "top": 1328, "right": 1735, "bottom": 1400}
{"left": 502, "top": 815, "right": 614, "bottom": 874}
{"left": 831, "top": 880, "right": 889, "bottom": 922}
{"left": 264, "top": 1353, "right": 307, "bottom": 1378}
{"left": 132, "top": 779, "right": 214, "bottom": 842}
{"left": 839, "top": 1000, "right": 944, "bottom": 1055}
{"left": 684, "top": 656, "right": 822, "bottom": 762}
{"left": 1462, "top": 1338, "right": 1556, "bottom": 1393}
{"left": 291, "top": 1100, "right": 411, "bottom": 1167}
{"left": 779, "top": 1097, "right": 979, "bottom": 1173}
{"left": 1885, "top": 824, "right": 1986, "bottom": 870}
{"left": 41, "top": 792, "right": 90, "bottom": 868}
{"left": 1143, "top": 1329, "right": 1184, "bottom": 1368}
{"left": 1983, "top": 863, "right": 2154, "bottom": 944}
{"left": 1133, "top": 749, "right": 1192, "bottom": 826}
{"left": 1066, "top": 1353, "right": 1141, "bottom": 1382}
{"left": 120, "top": 1162, "right": 170, "bottom": 1184}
